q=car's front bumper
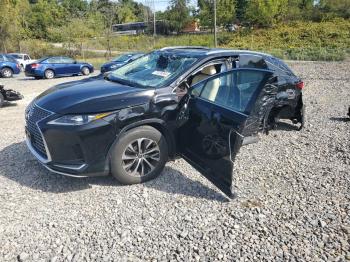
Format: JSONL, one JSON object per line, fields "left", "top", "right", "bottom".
{"left": 25, "top": 105, "right": 118, "bottom": 177}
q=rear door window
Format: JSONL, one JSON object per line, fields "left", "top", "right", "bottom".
{"left": 196, "top": 69, "right": 268, "bottom": 113}
{"left": 238, "top": 54, "right": 268, "bottom": 69}
{"left": 45, "top": 57, "right": 60, "bottom": 64}
{"left": 60, "top": 57, "right": 75, "bottom": 64}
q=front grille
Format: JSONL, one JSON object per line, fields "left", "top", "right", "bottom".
{"left": 25, "top": 103, "right": 53, "bottom": 158}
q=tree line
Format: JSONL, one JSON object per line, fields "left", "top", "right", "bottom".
{"left": 0, "top": 0, "right": 349, "bottom": 52}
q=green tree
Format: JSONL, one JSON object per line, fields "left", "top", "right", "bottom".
{"left": 317, "top": 0, "right": 350, "bottom": 19}
{"left": 245, "top": 0, "right": 289, "bottom": 27}
{"left": 197, "top": 0, "right": 236, "bottom": 27}
{"left": 27, "top": 0, "right": 65, "bottom": 39}
{"left": 0, "top": 0, "right": 30, "bottom": 52}
{"left": 166, "top": 0, "right": 192, "bottom": 32}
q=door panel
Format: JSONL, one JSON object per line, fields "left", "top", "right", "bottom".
{"left": 60, "top": 57, "right": 78, "bottom": 75}
{"left": 178, "top": 68, "right": 273, "bottom": 198}
{"left": 179, "top": 98, "right": 247, "bottom": 198}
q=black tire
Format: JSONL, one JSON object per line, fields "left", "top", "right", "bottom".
{"left": 0, "top": 93, "right": 4, "bottom": 108}
{"left": 81, "top": 66, "right": 90, "bottom": 76}
{"left": 110, "top": 126, "right": 168, "bottom": 184}
{"left": 44, "top": 69, "right": 55, "bottom": 79}
{"left": 1, "top": 67, "right": 13, "bottom": 78}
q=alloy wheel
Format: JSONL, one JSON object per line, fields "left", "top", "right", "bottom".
{"left": 121, "top": 138, "right": 160, "bottom": 177}
{"left": 2, "top": 69, "right": 12, "bottom": 78}
{"left": 82, "top": 67, "right": 90, "bottom": 75}
{"left": 45, "top": 70, "right": 54, "bottom": 79}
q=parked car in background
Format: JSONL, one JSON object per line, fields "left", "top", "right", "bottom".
{"left": 9, "top": 53, "right": 36, "bottom": 70}
{"left": 25, "top": 56, "right": 94, "bottom": 79}
{"left": 25, "top": 47, "right": 304, "bottom": 198}
{"left": 0, "top": 54, "right": 21, "bottom": 78}
{"left": 100, "top": 52, "right": 144, "bottom": 73}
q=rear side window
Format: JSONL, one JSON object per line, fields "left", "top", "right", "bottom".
{"left": 45, "top": 57, "right": 60, "bottom": 63}
{"left": 196, "top": 70, "right": 267, "bottom": 113}
{"left": 239, "top": 55, "right": 267, "bottom": 69}
{"left": 4, "top": 55, "right": 17, "bottom": 63}
{"left": 267, "top": 57, "right": 295, "bottom": 76}
{"left": 60, "top": 57, "right": 75, "bottom": 64}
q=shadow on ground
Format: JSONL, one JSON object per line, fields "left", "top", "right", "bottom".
{"left": 330, "top": 117, "right": 350, "bottom": 122}
{"left": 0, "top": 102, "right": 19, "bottom": 108}
{"left": 271, "top": 121, "right": 300, "bottom": 131}
{"left": 0, "top": 141, "right": 227, "bottom": 202}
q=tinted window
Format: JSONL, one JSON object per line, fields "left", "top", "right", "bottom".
{"left": 4, "top": 55, "right": 17, "bottom": 63}
{"left": 60, "top": 57, "right": 75, "bottom": 64}
{"left": 198, "top": 70, "right": 267, "bottom": 113}
{"left": 45, "top": 57, "right": 60, "bottom": 63}
{"left": 267, "top": 57, "right": 295, "bottom": 76}
{"left": 10, "top": 54, "right": 22, "bottom": 59}
{"left": 112, "top": 54, "right": 134, "bottom": 62}
{"left": 239, "top": 55, "right": 267, "bottom": 69}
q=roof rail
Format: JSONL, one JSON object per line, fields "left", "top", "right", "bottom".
{"left": 160, "top": 46, "right": 210, "bottom": 51}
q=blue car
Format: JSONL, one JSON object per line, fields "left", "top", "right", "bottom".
{"left": 0, "top": 54, "right": 21, "bottom": 78}
{"left": 100, "top": 52, "right": 144, "bottom": 73}
{"left": 25, "top": 56, "right": 94, "bottom": 79}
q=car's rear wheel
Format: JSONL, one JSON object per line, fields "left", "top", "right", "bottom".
{"left": 1, "top": 68, "right": 13, "bottom": 78}
{"left": 0, "top": 93, "right": 4, "bottom": 108}
{"left": 44, "top": 69, "right": 55, "bottom": 79}
{"left": 110, "top": 126, "right": 168, "bottom": 184}
{"left": 81, "top": 67, "right": 90, "bottom": 76}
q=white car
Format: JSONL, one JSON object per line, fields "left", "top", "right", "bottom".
{"left": 8, "top": 53, "right": 36, "bottom": 70}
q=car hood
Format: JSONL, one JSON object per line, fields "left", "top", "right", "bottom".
{"left": 34, "top": 77, "right": 154, "bottom": 114}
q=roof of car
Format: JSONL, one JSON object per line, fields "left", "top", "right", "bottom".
{"left": 159, "top": 46, "right": 272, "bottom": 58}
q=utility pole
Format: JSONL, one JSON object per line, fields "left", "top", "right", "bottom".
{"left": 214, "top": 0, "right": 217, "bottom": 47}
{"left": 153, "top": 0, "right": 156, "bottom": 37}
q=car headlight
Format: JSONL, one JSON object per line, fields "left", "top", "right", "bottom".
{"left": 47, "top": 112, "right": 113, "bottom": 126}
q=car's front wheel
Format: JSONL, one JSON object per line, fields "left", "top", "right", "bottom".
{"left": 110, "top": 126, "right": 168, "bottom": 184}
{"left": 81, "top": 67, "right": 90, "bottom": 76}
{"left": 44, "top": 69, "right": 55, "bottom": 79}
{"left": 1, "top": 68, "right": 13, "bottom": 78}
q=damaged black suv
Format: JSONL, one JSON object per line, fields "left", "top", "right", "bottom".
{"left": 25, "top": 47, "right": 304, "bottom": 197}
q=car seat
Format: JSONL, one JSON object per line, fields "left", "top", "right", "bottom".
{"left": 191, "top": 66, "right": 220, "bottom": 102}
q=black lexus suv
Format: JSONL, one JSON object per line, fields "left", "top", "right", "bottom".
{"left": 25, "top": 47, "right": 304, "bottom": 197}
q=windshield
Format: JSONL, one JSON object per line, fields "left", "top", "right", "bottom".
{"left": 10, "top": 54, "right": 21, "bottom": 59}
{"left": 4, "top": 55, "right": 17, "bottom": 62}
{"left": 110, "top": 51, "right": 197, "bottom": 88}
{"left": 112, "top": 54, "right": 134, "bottom": 62}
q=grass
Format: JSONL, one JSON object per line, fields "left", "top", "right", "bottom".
{"left": 84, "top": 19, "right": 350, "bottom": 61}
{"left": 82, "top": 57, "right": 109, "bottom": 69}
{"left": 20, "top": 19, "right": 350, "bottom": 62}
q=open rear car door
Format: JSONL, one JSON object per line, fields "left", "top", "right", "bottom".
{"left": 177, "top": 68, "right": 275, "bottom": 198}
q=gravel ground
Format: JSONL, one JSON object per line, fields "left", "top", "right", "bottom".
{"left": 0, "top": 62, "right": 349, "bottom": 262}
